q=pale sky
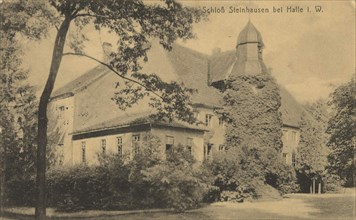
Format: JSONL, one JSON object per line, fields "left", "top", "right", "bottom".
{"left": 23, "top": 0, "right": 355, "bottom": 103}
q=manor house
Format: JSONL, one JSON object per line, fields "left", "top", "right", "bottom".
{"left": 49, "top": 21, "right": 303, "bottom": 166}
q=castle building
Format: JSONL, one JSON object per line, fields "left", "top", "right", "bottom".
{"left": 49, "top": 22, "right": 303, "bottom": 166}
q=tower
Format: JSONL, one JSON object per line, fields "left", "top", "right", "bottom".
{"left": 231, "top": 21, "right": 268, "bottom": 76}
{"left": 209, "top": 21, "right": 269, "bottom": 90}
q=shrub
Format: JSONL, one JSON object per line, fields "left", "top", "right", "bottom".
{"left": 142, "top": 144, "right": 213, "bottom": 211}
{"left": 323, "top": 173, "right": 342, "bottom": 193}
{"left": 47, "top": 154, "right": 131, "bottom": 211}
{"left": 47, "top": 135, "right": 213, "bottom": 212}
{"left": 205, "top": 146, "right": 297, "bottom": 200}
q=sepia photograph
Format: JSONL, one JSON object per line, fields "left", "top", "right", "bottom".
{"left": 0, "top": 0, "right": 355, "bottom": 219}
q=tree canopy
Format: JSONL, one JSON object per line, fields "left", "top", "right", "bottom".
{"left": 326, "top": 74, "right": 355, "bottom": 186}
{"left": 0, "top": 0, "right": 40, "bottom": 207}
{"left": 2, "top": 1, "right": 207, "bottom": 218}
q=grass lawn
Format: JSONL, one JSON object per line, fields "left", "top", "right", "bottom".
{"left": 2, "top": 192, "right": 355, "bottom": 220}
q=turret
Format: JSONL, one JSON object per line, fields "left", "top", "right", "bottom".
{"left": 231, "top": 21, "right": 267, "bottom": 76}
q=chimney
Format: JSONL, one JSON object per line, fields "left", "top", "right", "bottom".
{"left": 102, "top": 42, "right": 113, "bottom": 62}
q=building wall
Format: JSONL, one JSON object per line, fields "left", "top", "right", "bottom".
{"left": 71, "top": 127, "right": 205, "bottom": 165}
{"left": 47, "top": 96, "right": 75, "bottom": 166}
{"left": 151, "top": 126, "right": 205, "bottom": 162}
{"left": 281, "top": 126, "right": 300, "bottom": 166}
{"left": 194, "top": 106, "right": 226, "bottom": 157}
{"left": 72, "top": 130, "right": 152, "bottom": 165}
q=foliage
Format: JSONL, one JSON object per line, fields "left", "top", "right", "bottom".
{"left": 2, "top": 1, "right": 207, "bottom": 217}
{"left": 296, "top": 112, "right": 328, "bottom": 179}
{"left": 205, "top": 146, "right": 297, "bottom": 199}
{"left": 213, "top": 73, "right": 295, "bottom": 197}
{"left": 47, "top": 156, "right": 131, "bottom": 211}
{"left": 142, "top": 144, "right": 212, "bottom": 211}
{"left": 0, "top": 0, "right": 43, "bottom": 206}
{"left": 326, "top": 74, "right": 355, "bottom": 186}
{"left": 220, "top": 74, "right": 283, "bottom": 152}
{"left": 46, "top": 135, "right": 211, "bottom": 212}
{"left": 323, "top": 173, "right": 342, "bottom": 192}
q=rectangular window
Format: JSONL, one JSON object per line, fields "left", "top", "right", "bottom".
{"left": 282, "top": 153, "right": 288, "bottom": 163}
{"left": 117, "top": 136, "right": 123, "bottom": 157}
{"left": 58, "top": 106, "right": 65, "bottom": 119}
{"left": 205, "top": 114, "right": 213, "bottom": 127}
{"left": 218, "top": 117, "right": 224, "bottom": 126}
{"left": 291, "top": 131, "right": 297, "bottom": 142}
{"left": 81, "top": 141, "right": 86, "bottom": 163}
{"left": 218, "top": 145, "right": 225, "bottom": 151}
{"left": 194, "top": 112, "right": 200, "bottom": 120}
{"left": 292, "top": 153, "right": 296, "bottom": 167}
{"left": 186, "top": 138, "right": 193, "bottom": 154}
{"left": 132, "top": 134, "right": 140, "bottom": 142}
{"left": 166, "top": 136, "right": 174, "bottom": 152}
{"left": 205, "top": 144, "right": 213, "bottom": 160}
{"left": 132, "top": 134, "right": 140, "bottom": 155}
{"left": 101, "top": 139, "right": 106, "bottom": 154}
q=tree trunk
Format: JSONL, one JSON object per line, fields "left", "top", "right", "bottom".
{"left": 310, "top": 183, "right": 312, "bottom": 194}
{"left": 35, "top": 18, "right": 71, "bottom": 220}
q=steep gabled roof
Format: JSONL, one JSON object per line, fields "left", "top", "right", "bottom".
{"left": 52, "top": 43, "right": 223, "bottom": 107}
{"left": 51, "top": 65, "right": 110, "bottom": 99}
{"left": 209, "top": 50, "right": 236, "bottom": 83}
{"left": 166, "top": 44, "right": 223, "bottom": 107}
{"left": 279, "top": 86, "right": 304, "bottom": 127}
{"left": 52, "top": 42, "right": 304, "bottom": 134}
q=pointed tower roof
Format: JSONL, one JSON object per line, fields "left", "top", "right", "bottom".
{"left": 237, "top": 21, "right": 264, "bottom": 48}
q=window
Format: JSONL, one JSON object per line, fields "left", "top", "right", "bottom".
{"left": 58, "top": 106, "right": 65, "bottom": 119}
{"left": 132, "top": 134, "right": 140, "bottom": 142}
{"left": 218, "top": 117, "right": 224, "bottom": 126}
{"left": 132, "top": 134, "right": 140, "bottom": 154}
{"left": 204, "top": 144, "right": 213, "bottom": 160}
{"left": 166, "top": 136, "right": 174, "bottom": 152}
{"left": 186, "top": 138, "right": 193, "bottom": 154}
{"left": 205, "top": 114, "right": 213, "bottom": 127}
{"left": 282, "top": 153, "right": 288, "bottom": 163}
{"left": 292, "top": 152, "right": 296, "bottom": 167}
{"left": 101, "top": 139, "right": 106, "bottom": 154}
{"left": 117, "top": 137, "right": 123, "bottom": 157}
{"left": 194, "top": 112, "right": 200, "bottom": 120}
{"left": 81, "top": 141, "right": 86, "bottom": 163}
{"left": 291, "top": 131, "right": 297, "bottom": 142}
{"left": 218, "top": 145, "right": 225, "bottom": 151}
